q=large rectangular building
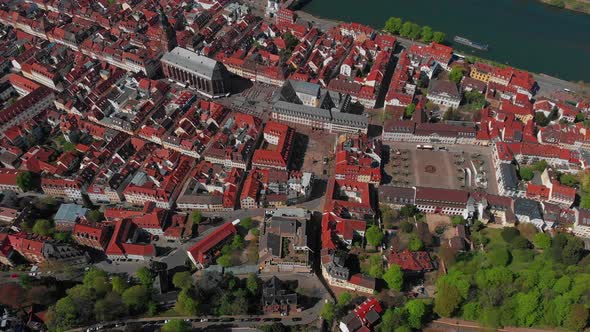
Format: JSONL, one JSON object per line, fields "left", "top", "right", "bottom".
{"left": 161, "top": 47, "right": 230, "bottom": 99}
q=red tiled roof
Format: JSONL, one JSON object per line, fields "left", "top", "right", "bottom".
{"left": 187, "top": 222, "right": 237, "bottom": 264}
{"left": 388, "top": 249, "right": 433, "bottom": 272}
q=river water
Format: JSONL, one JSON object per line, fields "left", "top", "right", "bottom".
{"left": 302, "top": 0, "right": 590, "bottom": 81}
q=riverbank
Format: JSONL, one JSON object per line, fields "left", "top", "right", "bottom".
{"left": 295, "top": 8, "right": 589, "bottom": 99}
{"left": 299, "top": 0, "right": 590, "bottom": 82}
{"left": 541, "top": 0, "right": 590, "bottom": 15}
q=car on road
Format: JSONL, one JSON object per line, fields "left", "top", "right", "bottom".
{"left": 10, "top": 274, "right": 18, "bottom": 278}
{"left": 221, "top": 317, "right": 234, "bottom": 322}
{"left": 292, "top": 317, "right": 302, "bottom": 322}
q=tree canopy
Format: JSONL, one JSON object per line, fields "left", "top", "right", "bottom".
{"left": 449, "top": 67, "right": 465, "bottom": 84}
{"left": 172, "top": 271, "right": 193, "bottom": 290}
{"left": 191, "top": 210, "right": 202, "bottom": 224}
{"left": 32, "top": 219, "right": 53, "bottom": 236}
{"left": 383, "top": 264, "right": 404, "bottom": 291}
{"left": 121, "top": 285, "right": 149, "bottom": 313}
{"left": 135, "top": 267, "right": 154, "bottom": 287}
{"left": 432, "top": 227, "right": 590, "bottom": 331}
{"left": 408, "top": 235, "right": 424, "bottom": 251}
{"left": 384, "top": 17, "right": 403, "bottom": 34}
{"left": 365, "top": 225, "right": 384, "bottom": 247}
{"left": 16, "top": 171, "right": 33, "bottom": 192}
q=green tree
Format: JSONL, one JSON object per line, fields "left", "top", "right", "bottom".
{"left": 404, "top": 103, "right": 416, "bottom": 118}
{"left": 533, "top": 232, "right": 551, "bottom": 249}
{"left": 86, "top": 210, "right": 104, "bottom": 222}
{"left": 534, "top": 112, "right": 550, "bottom": 126}
{"left": 449, "top": 67, "right": 465, "bottom": 84}
{"left": 501, "top": 227, "right": 521, "bottom": 242}
{"left": 246, "top": 273, "right": 259, "bottom": 295}
{"left": 408, "top": 235, "right": 423, "bottom": 251}
{"left": 405, "top": 300, "right": 427, "bottom": 329}
{"left": 32, "top": 219, "right": 53, "bottom": 236}
{"left": 421, "top": 26, "right": 433, "bottom": 42}
{"left": 217, "top": 254, "right": 232, "bottom": 267}
{"left": 172, "top": 271, "right": 193, "bottom": 290}
{"left": 434, "top": 281, "right": 462, "bottom": 317}
{"left": 400, "top": 21, "right": 413, "bottom": 37}
{"left": 487, "top": 248, "right": 511, "bottom": 267}
{"left": 175, "top": 289, "right": 199, "bottom": 315}
{"left": 47, "top": 296, "right": 80, "bottom": 331}
{"left": 515, "top": 290, "right": 542, "bottom": 326}
{"left": 464, "top": 91, "right": 487, "bottom": 110}
{"left": 240, "top": 217, "right": 254, "bottom": 229}
{"left": 383, "top": 264, "right": 404, "bottom": 291}
{"left": 16, "top": 172, "right": 33, "bottom": 192}
{"left": 451, "top": 216, "right": 465, "bottom": 226}
{"left": 400, "top": 204, "right": 419, "bottom": 218}
{"left": 94, "top": 292, "right": 126, "bottom": 322}
{"left": 553, "top": 276, "right": 572, "bottom": 294}
{"left": 231, "top": 235, "right": 244, "bottom": 250}
{"left": 111, "top": 276, "right": 128, "bottom": 294}
{"left": 365, "top": 225, "right": 384, "bottom": 247}
{"left": 368, "top": 254, "right": 384, "bottom": 278}
{"left": 433, "top": 31, "right": 446, "bottom": 43}
{"left": 581, "top": 194, "right": 590, "bottom": 209}
{"left": 559, "top": 173, "right": 579, "bottom": 187}
{"left": 191, "top": 210, "right": 202, "bottom": 224}
{"left": 531, "top": 160, "right": 548, "bottom": 172}
{"left": 461, "top": 302, "right": 480, "bottom": 321}
{"left": 162, "top": 320, "right": 190, "bottom": 332}
{"left": 565, "top": 304, "right": 589, "bottom": 331}
{"left": 408, "top": 23, "right": 421, "bottom": 40}
{"left": 339, "top": 292, "right": 353, "bottom": 306}
{"left": 136, "top": 267, "right": 153, "bottom": 287}
{"left": 562, "top": 236, "right": 584, "bottom": 265}
{"left": 384, "top": 17, "right": 403, "bottom": 34}
{"left": 381, "top": 307, "right": 407, "bottom": 331}
{"left": 320, "top": 302, "right": 335, "bottom": 322}
{"left": 121, "top": 285, "right": 149, "bottom": 313}
{"left": 54, "top": 232, "right": 70, "bottom": 242}
{"left": 576, "top": 113, "right": 585, "bottom": 123}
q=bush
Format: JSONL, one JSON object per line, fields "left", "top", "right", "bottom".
{"left": 533, "top": 233, "right": 551, "bottom": 250}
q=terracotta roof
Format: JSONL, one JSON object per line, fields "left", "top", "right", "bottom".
{"left": 186, "top": 222, "right": 236, "bottom": 264}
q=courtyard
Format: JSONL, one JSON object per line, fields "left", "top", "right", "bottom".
{"left": 383, "top": 142, "right": 498, "bottom": 194}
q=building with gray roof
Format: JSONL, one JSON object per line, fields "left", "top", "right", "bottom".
{"left": 54, "top": 203, "right": 88, "bottom": 231}
{"left": 161, "top": 47, "right": 230, "bottom": 98}
{"left": 259, "top": 209, "right": 311, "bottom": 272}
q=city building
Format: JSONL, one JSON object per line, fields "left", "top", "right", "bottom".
{"left": 427, "top": 80, "right": 461, "bottom": 109}
{"left": 186, "top": 222, "right": 237, "bottom": 268}
{"left": 72, "top": 222, "right": 112, "bottom": 251}
{"left": 388, "top": 250, "right": 434, "bottom": 274}
{"left": 339, "top": 298, "right": 383, "bottom": 332}
{"left": 0, "top": 169, "right": 25, "bottom": 193}
{"left": 415, "top": 187, "right": 472, "bottom": 218}
{"left": 161, "top": 47, "right": 230, "bottom": 99}
{"left": 259, "top": 208, "right": 312, "bottom": 272}
{"left": 53, "top": 203, "right": 88, "bottom": 231}
{"left": 262, "top": 277, "right": 298, "bottom": 315}
{"left": 105, "top": 219, "right": 156, "bottom": 262}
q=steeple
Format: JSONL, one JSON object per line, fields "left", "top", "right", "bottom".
{"left": 157, "top": 6, "right": 177, "bottom": 52}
